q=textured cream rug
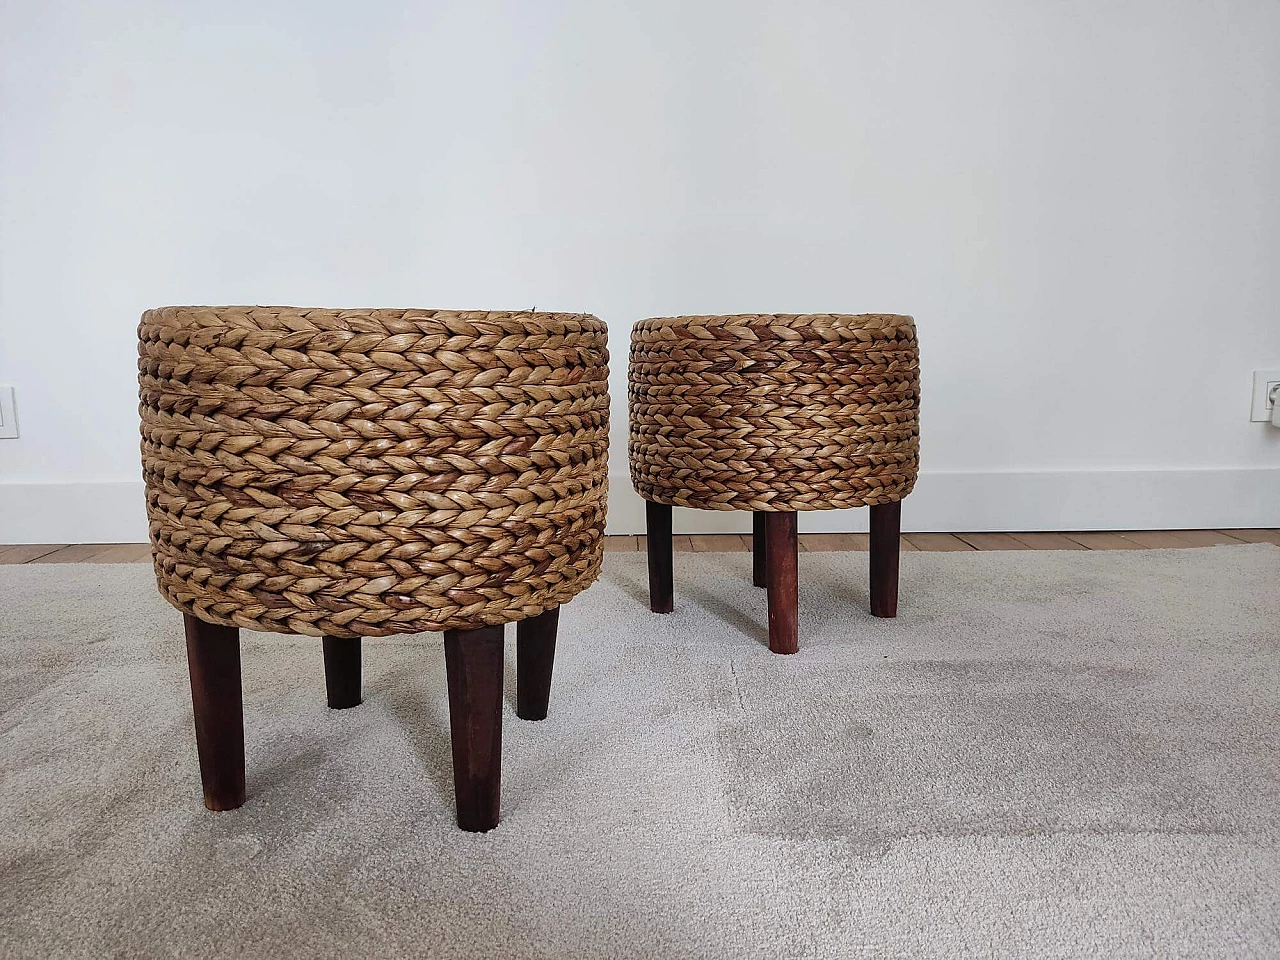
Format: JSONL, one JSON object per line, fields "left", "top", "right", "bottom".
{"left": 2, "top": 547, "right": 1278, "bottom": 958}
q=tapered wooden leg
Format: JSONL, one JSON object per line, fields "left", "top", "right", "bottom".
{"left": 516, "top": 607, "right": 558, "bottom": 721}
{"left": 646, "top": 500, "right": 674, "bottom": 614}
{"left": 869, "top": 500, "right": 902, "bottom": 618}
{"left": 443, "top": 625, "right": 504, "bottom": 832}
{"left": 752, "top": 511, "right": 767, "bottom": 588}
{"left": 183, "top": 614, "right": 246, "bottom": 811}
{"left": 322, "top": 635, "right": 361, "bottom": 709}
{"left": 765, "top": 512, "right": 799, "bottom": 654}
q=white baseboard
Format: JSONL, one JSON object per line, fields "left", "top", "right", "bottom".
{"left": 606, "top": 468, "right": 1280, "bottom": 534}
{"left": 0, "top": 481, "right": 150, "bottom": 544}
{"left": 0, "top": 468, "right": 1276, "bottom": 543}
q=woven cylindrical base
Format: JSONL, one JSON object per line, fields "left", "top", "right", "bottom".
{"left": 140, "top": 306, "right": 610, "bottom": 637}
{"left": 628, "top": 314, "right": 919, "bottom": 511}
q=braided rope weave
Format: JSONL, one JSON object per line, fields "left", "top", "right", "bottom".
{"left": 140, "top": 306, "right": 610, "bottom": 638}
{"left": 629, "top": 314, "right": 919, "bottom": 511}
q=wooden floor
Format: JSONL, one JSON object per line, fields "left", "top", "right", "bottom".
{"left": 2, "top": 530, "right": 1278, "bottom": 564}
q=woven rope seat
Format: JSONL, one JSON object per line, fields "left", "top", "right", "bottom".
{"left": 139, "top": 305, "right": 610, "bottom": 639}
{"left": 628, "top": 313, "right": 920, "bottom": 512}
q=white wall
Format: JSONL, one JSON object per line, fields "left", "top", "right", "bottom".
{"left": 2, "top": 0, "right": 1278, "bottom": 542}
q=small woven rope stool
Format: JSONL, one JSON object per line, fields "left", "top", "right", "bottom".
{"left": 629, "top": 313, "right": 919, "bottom": 653}
{"left": 140, "top": 306, "right": 609, "bottom": 831}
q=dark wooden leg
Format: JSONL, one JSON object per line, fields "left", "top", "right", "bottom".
{"left": 765, "top": 512, "right": 799, "bottom": 654}
{"left": 869, "top": 500, "right": 902, "bottom": 618}
{"left": 183, "top": 614, "right": 246, "bottom": 811}
{"left": 443, "top": 625, "right": 504, "bottom": 832}
{"left": 646, "top": 500, "right": 674, "bottom": 614}
{"left": 752, "top": 511, "right": 767, "bottom": 587}
{"left": 322, "top": 635, "right": 362, "bottom": 709}
{"left": 516, "top": 607, "right": 558, "bottom": 721}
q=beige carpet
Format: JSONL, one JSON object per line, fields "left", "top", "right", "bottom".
{"left": 2, "top": 547, "right": 1278, "bottom": 958}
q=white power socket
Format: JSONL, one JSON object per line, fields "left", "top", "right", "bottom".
{"left": 1251, "top": 370, "right": 1280, "bottom": 423}
{"left": 0, "top": 386, "right": 17, "bottom": 438}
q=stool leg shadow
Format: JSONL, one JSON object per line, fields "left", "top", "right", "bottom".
{"left": 682, "top": 580, "right": 770, "bottom": 647}
{"left": 183, "top": 614, "right": 246, "bottom": 811}
{"left": 607, "top": 565, "right": 651, "bottom": 610}
{"left": 869, "top": 501, "right": 901, "bottom": 618}
{"left": 765, "top": 512, "right": 799, "bottom": 654}
{"left": 516, "top": 607, "right": 558, "bottom": 721}
{"left": 444, "top": 625, "right": 504, "bottom": 832}
{"left": 322, "top": 635, "right": 362, "bottom": 709}
{"left": 646, "top": 501, "right": 674, "bottom": 613}
{"left": 377, "top": 650, "right": 457, "bottom": 812}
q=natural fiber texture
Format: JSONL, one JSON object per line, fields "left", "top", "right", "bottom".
{"left": 139, "top": 306, "right": 610, "bottom": 637}
{"left": 629, "top": 314, "right": 919, "bottom": 511}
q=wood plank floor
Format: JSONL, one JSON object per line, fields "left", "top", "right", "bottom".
{"left": 2, "top": 530, "right": 1277, "bottom": 563}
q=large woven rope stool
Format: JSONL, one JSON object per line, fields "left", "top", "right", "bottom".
{"left": 140, "top": 306, "right": 609, "bottom": 831}
{"left": 629, "top": 313, "right": 919, "bottom": 653}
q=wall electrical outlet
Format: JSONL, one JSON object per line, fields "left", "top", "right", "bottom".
{"left": 0, "top": 386, "right": 18, "bottom": 438}
{"left": 1252, "top": 370, "right": 1280, "bottom": 422}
